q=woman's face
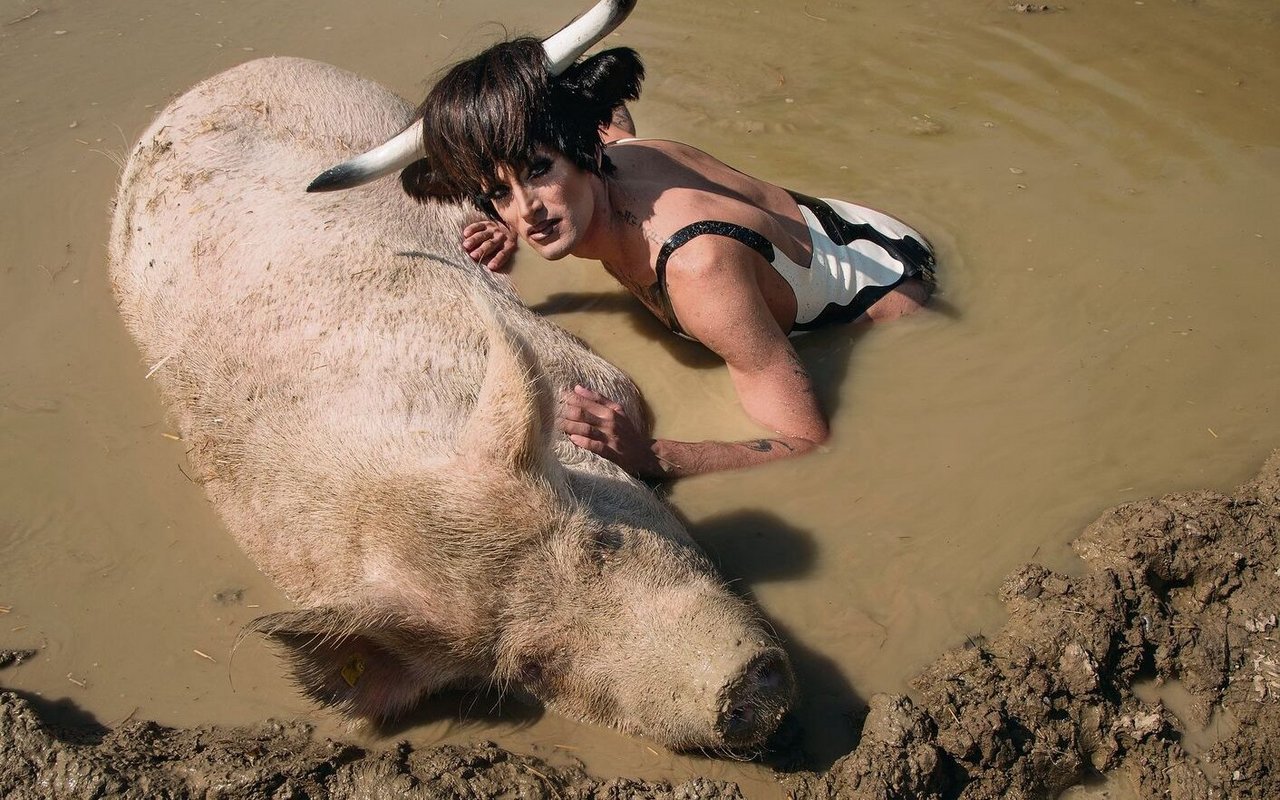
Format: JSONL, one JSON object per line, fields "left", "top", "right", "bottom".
{"left": 485, "top": 149, "right": 598, "bottom": 261}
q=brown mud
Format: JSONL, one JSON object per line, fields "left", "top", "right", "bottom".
{"left": 5, "top": 453, "right": 1279, "bottom": 799}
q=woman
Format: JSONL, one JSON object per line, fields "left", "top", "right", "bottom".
{"left": 381, "top": 36, "right": 932, "bottom": 479}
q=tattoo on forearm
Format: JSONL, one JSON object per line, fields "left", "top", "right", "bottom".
{"left": 743, "top": 439, "right": 795, "bottom": 453}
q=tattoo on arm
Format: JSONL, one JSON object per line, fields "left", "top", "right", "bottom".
{"left": 743, "top": 439, "right": 796, "bottom": 453}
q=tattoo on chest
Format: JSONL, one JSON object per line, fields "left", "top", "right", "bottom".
{"left": 607, "top": 208, "right": 678, "bottom": 324}
{"left": 615, "top": 208, "right": 666, "bottom": 248}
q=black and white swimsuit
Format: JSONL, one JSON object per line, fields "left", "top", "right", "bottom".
{"left": 654, "top": 191, "right": 936, "bottom": 337}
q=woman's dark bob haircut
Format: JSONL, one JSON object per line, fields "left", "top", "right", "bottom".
{"left": 400, "top": 39, "right": 644, "bottom": 217}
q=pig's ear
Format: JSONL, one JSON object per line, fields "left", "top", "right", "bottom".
{"left": 241, "top": 607, "right": 450, "bottom": 720}
{"left": 457, "top": 291, "right": 556, "bottom": 477}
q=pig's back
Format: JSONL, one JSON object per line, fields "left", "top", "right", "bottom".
{"left": 107, "top": 57, "right": 641, "bottom": 599}
{"left": 112, "top": 56, "right": 489, "bottom": 433}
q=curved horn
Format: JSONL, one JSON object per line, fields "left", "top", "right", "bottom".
{"left": 306, "top": 0, "right": 639, "bottom": 193}
{"left": 306, "top": 122, "right": 425, "bottom": 193}
{"left": 542, "top": 0, "right": 637, "bottom": 73}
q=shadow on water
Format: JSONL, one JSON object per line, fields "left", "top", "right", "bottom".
{"left": 792, "top": 297, "right": 959, "bottom": 421}
{"left": 531, "top": 290, "right": 727, "bottom": 369}
{"left": 372, "top": 683, "right": 546, "bottom": 741}
{"left": 2, "top": 684, "right": 111, "bottom": 745}
{"left": 761, "top": 613, "right": 867, "bottom": 773}
{"left": 687, "top": 510, "right": 866, "bottom": 772}
{"left": 529, "top": 289, "right": 639, "bottom": 318}
{"left": 921, "top": 295, "right": 961, "bottom": 321}
{"left": 792, "top": 324, "right": 864, "bottom": 421}
{"left": 690, "top": 509, "right": 818, "bottom": 584}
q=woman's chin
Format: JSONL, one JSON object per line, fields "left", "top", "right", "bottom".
{"left": 529, "top": 235, "right": 574, "bottom": 261}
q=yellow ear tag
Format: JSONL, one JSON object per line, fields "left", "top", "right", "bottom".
{"left": 341, "top": 654, "right": 365, "bottom": 688}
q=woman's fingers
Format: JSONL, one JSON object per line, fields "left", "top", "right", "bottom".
{"left": 464, "top": 231, "right": 498, "bottom": 253}
{"left": 568, "top": 433, "right": 605, "bottom": 454}
{"left": 486, "top": 237, "right": 516, "bottom": 272}
{"left": 560, "top": 386, "right": 655, "bottom": 475}
{"left": 465, "top": 239, "right": 509, "bottom": 272}
{"left": 463, "top": 236, "right": 493, "bottom": 264}
{"left": 462, "top": 221, "right": 517, "bottom": 271}
{"left": 573, "top": 384, "right": 625, "bottom": 414}
{"left": 568, "top": 386, "right": 623, "bottom": 423}
{"left": 560, "top": 395, "right": 601, "bottom": 424}
{"left": 559, "top": 389, "right": 620, "bottom": 445}
{"left": 462, "top": 222, "right": 496, "bottom": 249}
{"left": 558, "top": 417, "right": 602, "bottom": 440}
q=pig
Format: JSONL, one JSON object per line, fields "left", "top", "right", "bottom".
{"left": 106, "top": 21, "right": 794, "bottom": 754}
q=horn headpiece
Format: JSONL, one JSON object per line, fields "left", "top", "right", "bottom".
{"left": 306, "top": 0, "right": 637, "bottom": 193}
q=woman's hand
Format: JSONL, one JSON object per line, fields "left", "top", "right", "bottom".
{"left": 559, "top": 385, "right": 661, "bottom": 476}
{"left": 462, "top": 220, "right": 517, "bottom": 272}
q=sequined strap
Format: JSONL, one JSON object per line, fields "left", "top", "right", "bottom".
{"left": 653, "top": 221, "right": 776, "bottom": 337}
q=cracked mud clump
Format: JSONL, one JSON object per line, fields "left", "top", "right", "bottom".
{"left": 5, "top": 452, "right": 1280, "bottom": 798}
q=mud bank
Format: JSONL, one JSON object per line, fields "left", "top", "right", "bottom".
{"left": 790, "top": 451, "right": 1280, "bottom": 800}
{"left": 5, "top": 453, "right": 1279, "bottom": 799}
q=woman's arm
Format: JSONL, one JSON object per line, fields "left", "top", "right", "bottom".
{"left": 560, "top": 240, "right": 829, "bottom": 478}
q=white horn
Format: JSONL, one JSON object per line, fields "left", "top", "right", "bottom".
{"left": 543, "top": 0, "right": 637, "bottom": 73}
{"left": 306, "top": 121, "right": 425, "bottom": 193}
{"left": 306, "top": 0, "right": 638, "bottom": 193}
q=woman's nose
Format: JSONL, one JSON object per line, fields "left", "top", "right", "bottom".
{"left": 512, "top": 184, "right": 543, "bottom": 221}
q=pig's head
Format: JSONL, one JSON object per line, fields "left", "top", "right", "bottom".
{"left": 492, "top": 485, "right": 795, "bottom": 751}
{"left": 244, "top": 294, "right": 794, "bottom": 751}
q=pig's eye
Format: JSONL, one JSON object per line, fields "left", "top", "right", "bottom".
{"left": 518, "top": 659, "right": 544, "bottom": 685}
{"left": 590, "top": 527, "right": 624, "bottom": 555}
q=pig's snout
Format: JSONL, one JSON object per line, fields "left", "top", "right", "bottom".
{"left": 715, "top": 649, "right": 794, "bottom": 748}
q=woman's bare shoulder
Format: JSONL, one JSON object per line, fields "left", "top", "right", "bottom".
{"left": 608, "top": 137, "right": 722, "bottom": 168}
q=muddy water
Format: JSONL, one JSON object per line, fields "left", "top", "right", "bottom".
{"left": 1, "top": 0, "right": 1277, "bottom": 795}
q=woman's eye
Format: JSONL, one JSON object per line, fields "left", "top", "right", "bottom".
{"left": 486, "top": 186, "right": 510, "bottom": 203}
{"left": 527, "top": 160, "right": 552, "bottom": 180}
